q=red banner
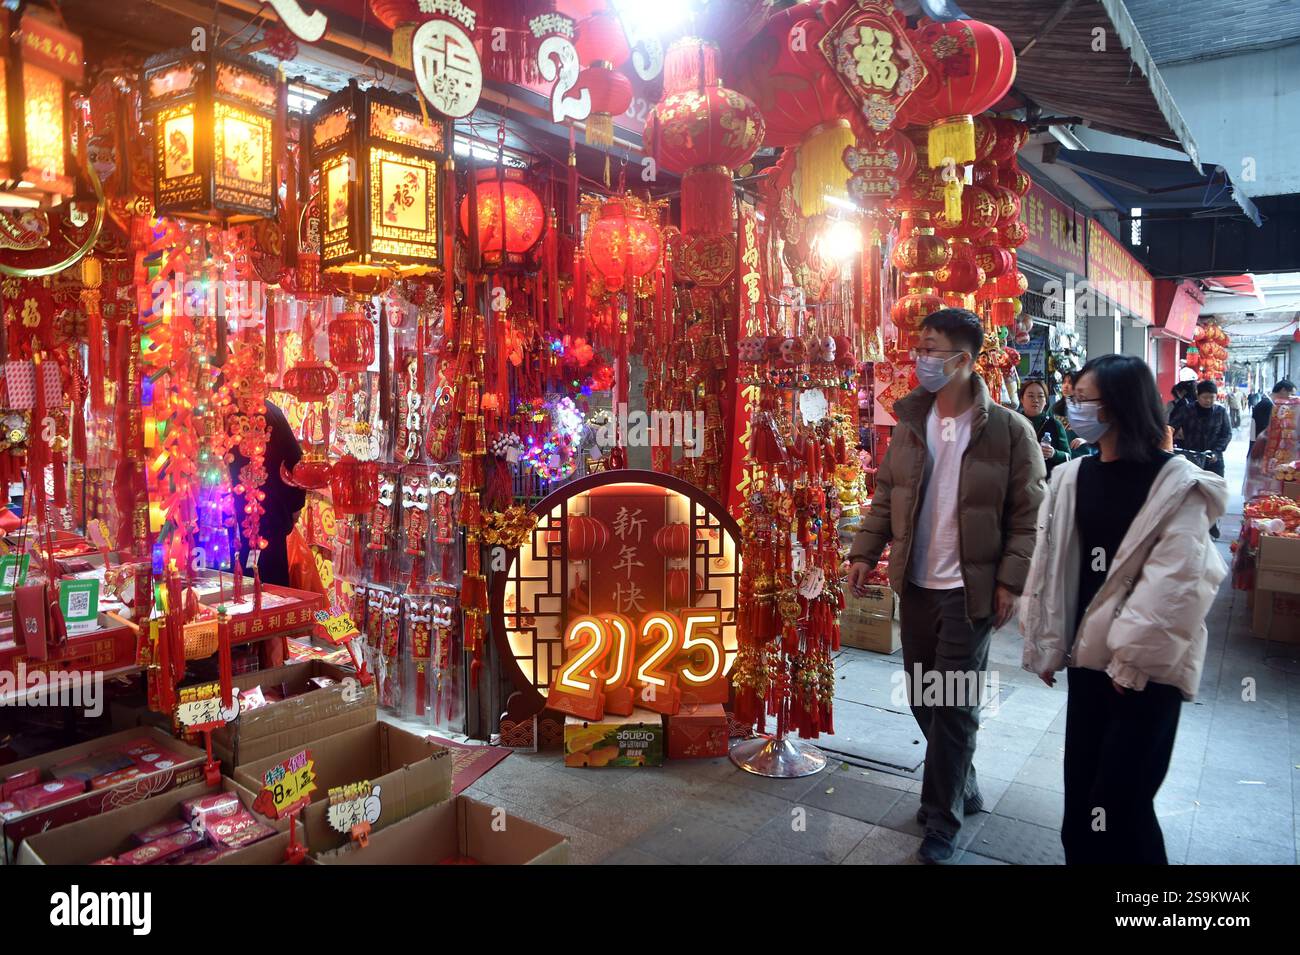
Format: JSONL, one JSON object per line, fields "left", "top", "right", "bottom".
{"left": 585, "top": 486, "right": 669, "bottom": 618}
{"left": 1018, "top": 182, "right": 1086, "bottom": 278}
{"left": 1088, "top": 220, "right": 1155, "bottom": 325}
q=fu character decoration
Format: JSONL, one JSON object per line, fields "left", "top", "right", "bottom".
{"left": 142, "top": 47, "right": 280, "bottom": 222}
{"left": 311, "top": 80, "right": 450, "bottom": 276}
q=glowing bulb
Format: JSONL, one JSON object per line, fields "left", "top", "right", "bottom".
{"left": 821, "top": 219, "right": 862, "bottom": 262}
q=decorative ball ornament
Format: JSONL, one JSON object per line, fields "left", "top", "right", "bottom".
{"left": 891, "top": 283, "right": 946, "bottom": 351}
{"left": 937, "top": 240, "right": 985, "bottom": 295}
{"left": 330, "top": 456, "right": 380, "bottom": 515}
{"left": 999, "top": 159, "right": 1032, "bottom": 197}
{"left": 990, "top": 185, "right": 1021, "bottom": 226}
{"left": 891, "top": 215, "right": 952, "bottom": 273}
{"left": 328, "top": 312, "right": 376, "bottom": 374}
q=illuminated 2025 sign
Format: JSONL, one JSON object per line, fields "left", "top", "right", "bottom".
{"left": 547, "top": 608, "right": 726, "bottom": 721}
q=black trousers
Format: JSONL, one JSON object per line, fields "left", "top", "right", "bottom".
{"left": 899, "top": 583, "right": 993, "bottom": 839}
{"left": 1062, "top": 667, "right": 1182, "bottom": 864}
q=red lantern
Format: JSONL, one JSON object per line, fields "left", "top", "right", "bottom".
{"left": 283, "top": 453, "right": 334, "bottom": 491}
{"left": 667, "top": 568, "right": 703, "bottom": 607}
{"left": 934, "top": 183, "right": 999, "bottom": 239}
{"left": 573, "top": 13, "right": 632, "bottom": 146}
{"left": 937, "top": 240, "right": 985, "bottom": 295}
{"left": 584, "top": 195, "right": 663, "bottom": 291}
{"left": 562, "top": 514, "right": 611, "bottom": 560}
{"left": 989, "top": 117, "right": 1029, "bottom": 163}
{"left": 891, "top": 213, "right": 952, "bottom": 272}
{"left": 998, "top": 220, "right": 1029, "bottom": 249}
{"left": 999, "top": 159, "right": 1032, "bottom": 197}
{"left": 330, "top": 456, "right": 379, "bottom": 515}
{"left": 907, "top": 18, "right": 1016, "bottom": 220}
{"left": 974, "top": 242, "right": 1013, "bottom": 280}
{"left": 645, "top": 38, "right": 765, "bottom": 235}
{"left": 328, "top": 312, "right": 375, "bottom": 374}
{"left": 281, "top": 361, "right": 338, "bottom": 403}
{"left": 990, "top": 185, "right": 1021, "bottom": 226}
{"left": 653, "top": 522, "right": 693, "bottom": 561}
{"left": 458, "top": 167, "right": 546, "bottom": 268}
{"left": 973, "top": 114, "right": 998, "bottom": 162}
{"left": 891, "top": 284, "right": 945, "bottom": 351}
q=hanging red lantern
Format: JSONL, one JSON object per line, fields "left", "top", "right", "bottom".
{"left": 990, "top": 184, "right": 1021, "bottom": 226}
{"left": 584, "top": 194, "right": 663, "bottom": 292}
{"left": 330, "top": 456, "right": 379, "bottom": 515}
{"left": 935, "top": 183, "right": 999, "bottom": 239}
{"left": 891, "top": 283, "right": 945, "bottom": 351}
{"left": 973, "top": 114, "right": 998, "bottom": 162}
{"left": 891, "top": 213, "right": 952, "bottom": 272}
{"left": 645, "top": 38, "right": 765, "bottom": 235}
{"left": 458, "top": 166, "right": 546, "bottom": 268}
{"left": 907, "top": 18, "right": 1016, "bottom": 219}
{"left": 937, "top": 239, "right": 985, "bottom": 295}
{"left": 328, "top": 312, "right": 376, "bottom": 373}
{"left": 667, "top": 568, "right": 704, "bottom": 607}
{"left": 974, "top": 242, "right": 1013, "bottom": 279}
{"left": 999, "top": 159, "right": 1032, "bottom": 197}
{"left": 283, "top": 453, "right": 334, "bottom": 491}
{"left": 653, "top": 522, "right": 693, "bottom": 561}
{"left": 573, "top": 13, "right": 632, "bottom": 146}
{"left": 989, "top": 117, "right": 1029, "bottom": 163}
{"left": 281, "top": 360, "right": 339, "bottom": 404}
{"left": 998, "top": 219, "right": 1030, "bottom": 249}
{"left": 554, "top": 513, "right": 610, "bottom": 560}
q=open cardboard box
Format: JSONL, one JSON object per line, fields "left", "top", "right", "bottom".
{"left": 313, "top": 795, "right": 568, "bottom": 865}
{"left": 840, "top": 585, "right": 901, "bottom": 654}
{"left": 2, "top": 727, "right": 207, "bottom": 862}
{"left": 206, "top": 659, "right": 376, "bottom": 768}
{"left": 1255, "top": 535, "right": 1300, "bottom": 594}
{"left": 17, "top": 776, "right": 290, "bottom": 865}
{"left": 234, "top": 721, "right": 452, "bottom": 852}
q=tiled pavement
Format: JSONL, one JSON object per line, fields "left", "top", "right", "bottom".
{"left": 459, "top": 431, "right": 1299, "bottom": 863}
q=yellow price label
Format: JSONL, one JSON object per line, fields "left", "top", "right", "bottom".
{"left": 261, "top": 751, "right": 317, "bottom": 817}
{"left": 315, "top": 608, "right": 359, "bottom": 644}
{"left": 176, "top": 681, "right": 238, "bottom": 728}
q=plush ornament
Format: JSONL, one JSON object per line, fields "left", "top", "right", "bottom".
{"left": 780, "top": 337, "right": 807, "bottom": 366}
{"left": 833, "top": 335, "right": 856, "bottom": 369}
{"left": 810, "top": 336, "right": 837, "bottom": 364}
{"left": 738, "top": 336, "right": 767, "bottom": 362}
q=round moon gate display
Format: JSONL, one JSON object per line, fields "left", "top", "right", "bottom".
{"left": 492, "top": 471, "right": 741, "bottom": 749}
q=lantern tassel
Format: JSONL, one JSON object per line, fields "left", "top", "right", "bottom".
{"left": 794, "top": 120, "right": 854, "bottom": 217}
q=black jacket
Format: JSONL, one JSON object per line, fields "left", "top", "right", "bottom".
{"left": 1178, "top": 403, "right": 1232, "bottom": 455}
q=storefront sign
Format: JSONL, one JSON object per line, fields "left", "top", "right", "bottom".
{"left": 1087, "top": 220, "right": 1155, "bottom": 325}
{"left": 1018, "top": 182, "right": 1086, "bottom": 278}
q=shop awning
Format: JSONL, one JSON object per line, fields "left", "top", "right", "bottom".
{"left": 1046, "top": 148, "right": 1261, "bottom": 226}
{"left": 952, "top": 0, "right": 1201, "bottom": 164}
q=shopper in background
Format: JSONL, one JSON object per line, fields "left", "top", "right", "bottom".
{"left": 847, "top": 307, "right": 1046, "bottom": 865}
{"left": 1227, "top": 388, "right": 1244, "bottom": 430}
{"left": 1020, "top": 354, "right": 1228, "bottom": 865}
{"left": 1165, "top": 380, "right": 1197, "bottom": 434}
{"left": 228, "top": 400, "right": 306, "bottom": 587}
{"left": 1174, "top": 381, "right": 1231, "bottom": 539}
{"left": 1052, "top": 371, "right": 1091, "bottom": 457}
{"left": 1251, "top": 379, "right": 1295, "bottom": 459}
{"left": 1018, "top": 378, "right": 1070, "bottom": 474}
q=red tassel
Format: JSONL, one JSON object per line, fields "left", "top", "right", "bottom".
{"left": 218, "top": 614, "right": 233, "bottom": 708}
{"left": 265, "top": 295, "right": 276, "bottom": 374}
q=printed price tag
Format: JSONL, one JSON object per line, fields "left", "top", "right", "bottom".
{"left": 257, "top": 750, "right": 317, "bottom": 818}
{"left": 798, "top": 568, "right": 826, "bottom": 600}
{"left": 326, "top": 781, "right": 382, "bottom": 834}
{"left": 315, "top": 608, "right": 359, "bottom": 645}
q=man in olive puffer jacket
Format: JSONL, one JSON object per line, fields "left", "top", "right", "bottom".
{"left": 847, "top": 308, "right": 1046, "bottom": 864}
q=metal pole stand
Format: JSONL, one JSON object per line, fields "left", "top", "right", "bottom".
{"left": 730, "top": 733, "right": 827, "bottom": 778}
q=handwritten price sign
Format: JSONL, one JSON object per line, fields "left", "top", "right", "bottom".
{"left": 326, "top": 781, "right": 382, "bottom": 834}
{"left": 175, "top": 682, "right": 239, "bottom": 729}
{"left": 258, "top": 750, "right": 317, "bottom": 818}
{"left": 315, "top": 608, "right": 359, "bottom": 645}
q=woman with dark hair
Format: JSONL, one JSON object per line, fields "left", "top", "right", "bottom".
{"left": 1052, "top": 371, "right": 1091, "bottom": 457}
{"left": 1018, "top": 378, "right": 1070, "bottom": 474}
{"left": 1020, "top": 354, "right": 1229, "bottom": 865}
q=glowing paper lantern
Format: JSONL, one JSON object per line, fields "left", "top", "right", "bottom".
{"left": 562, "top": 514, "right": 611, "bottom": 559}
{"left": 573, "top": 13, "right": 632, "bottom": 146}
{"left": 1, "top": 10, "right": 84, "bottom": 207}
{"left": 328, "top": 312, "right": 376, "bottom": 374}
{"left": 653, "top": 522, "right": 693, "bottom": 560}
{"left": 142, "top": 47, "right": 279, "bottom": 222}
{"left": 311, "top": 80, "right": 450, "bottom": 276}
{"left": 584, "top": 194, "right": 663, "bottom": 292}
{"left": 459, "top": 167, "right": 546, "bottom": 268}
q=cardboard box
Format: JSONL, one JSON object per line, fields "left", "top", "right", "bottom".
{"left": 207, "top": 659, "right": 376, "bottom": 768}
{"left": 1283, "top": 481, "right": 1300, "bottom": 502}
{"left": 1255, "top": 535, "right": 1300, "bottom": 594}
{"left": 234, "top": 721, "right": 452, "bottom": 851}
{"left": 313, "top": 795, "right": 568, "bottom": 865}
{"left": 2, "top": 727, "right": 206, "bottom": 862}
{"left": 564, "top": 709, "right": 664, "bottom": 767}
{"left": 1251, "top": 588, "right": 1300, "bottom": 644}
{"left": 666, "top": 704, "right": 728, "bottom": 759}
{"left": 16, "top": 777, "right": 289, "bottom": 865}
{"left": 840, "top": 586, "right": 901, "bottom": 653}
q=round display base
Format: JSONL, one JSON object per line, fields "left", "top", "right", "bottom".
{"left": 729, "top": 735, "right": 828, "bottom": 779}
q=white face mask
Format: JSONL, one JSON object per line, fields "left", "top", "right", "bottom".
{"left": 916, "top": 354, "right": 960, "bottom": 393}
{"left": 1067, "top": 400, "right": 1110, "bottom": 443}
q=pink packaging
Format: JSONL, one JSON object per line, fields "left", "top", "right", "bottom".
{"left": 206, "top": 809, "right": 273, "bottom": 849}
{"left": 10, "top": 778, "right": 86, "bottom": 811}
{"left": 114, "top": 839, "right": 185, "bottom": 866}
{"left": 0, "top": 801, "right": 20, "bottom": 821}
{"left": 91, "top": 767, "right": 145, "bottom": 790}
{"left": 181, "top": 792, "right": 241, "bottom": 826}
{"left": 172, "top": 847, "right": 229, "bottom": 865}
{"left": 145, "top": 830, "right": 204, "bottom": 861}
{"left": 133, "top": 818, "right": 191, "bottom": 845}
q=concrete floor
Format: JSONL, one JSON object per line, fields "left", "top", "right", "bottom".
{"left": 457, "top": 425, "right": 1299, "bottom": 864}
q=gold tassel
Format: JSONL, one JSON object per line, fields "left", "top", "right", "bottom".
{"left": 392, "top": 24, "right": 415, "bottom": 69}
{"left": 944, "top": 178, "right": 963, "bottom": 224}
{"left": 794, "top": 120, "right": 855, "bottom": 217}
{"left": 928, "top": 115, "right": 976, "bottom": 168}
{"left": 586, "top": 112, "right": 615, "bottom": 148}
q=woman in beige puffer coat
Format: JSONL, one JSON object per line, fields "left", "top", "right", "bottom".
{"left": 1020, "top": 355, "right": 1228, "bottom": 865}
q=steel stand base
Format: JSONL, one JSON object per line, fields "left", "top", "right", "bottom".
{"left": 729, "top": 734, "right": 828, "bottom": 778}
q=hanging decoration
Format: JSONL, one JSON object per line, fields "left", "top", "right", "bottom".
{"left": 410, "top": 0, "right": 483, "bottom": 120}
